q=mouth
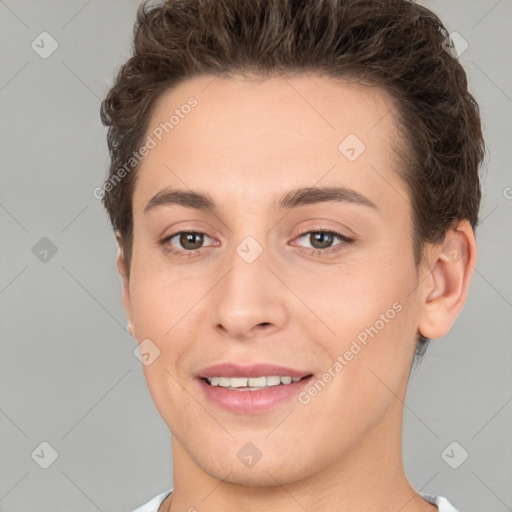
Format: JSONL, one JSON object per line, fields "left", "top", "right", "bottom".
{"left": 200, "top": 374, "right": 313, "bottom": 391}
{"left": 196, "top": 369, "right": 314, "bottom": 414}
{"left": 195, "top": 362, "right": 314, "bottom": 413}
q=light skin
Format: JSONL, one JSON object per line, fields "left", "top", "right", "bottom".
{"left": 116, "top": 73, "right": 476, "bottom": 512}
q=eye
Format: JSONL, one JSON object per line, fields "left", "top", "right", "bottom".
{"left": 294, "top": 229, "right": 354, "bottom": 255}
{"left": 160, "top": 231, "right": 216, "bottom": 257}
{"left": 159, "top": 229, "right": 354, "bottom": 259}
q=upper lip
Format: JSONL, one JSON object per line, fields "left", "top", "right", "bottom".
{"left": 197, "top": 363, "right": 312, "bottom": 379}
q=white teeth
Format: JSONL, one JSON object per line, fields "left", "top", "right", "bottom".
{"left": 218, "top": 377, "right": 231, "bottom": 387}
{"left": 206, "top": 375, "right": 303, "bottom": 388}
{"left": 230, "top": 377, "right": 248, "bottom": 388}
{"left": 266, "top": 376, "right": 282, "bottom": 386}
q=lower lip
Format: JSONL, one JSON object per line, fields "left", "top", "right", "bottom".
{"left": 197, "top": 376, "right": 314, "bottom": 415}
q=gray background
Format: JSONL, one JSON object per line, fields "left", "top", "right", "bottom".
{"left": 0, "top": 1, "right": 511, "bottom": 511}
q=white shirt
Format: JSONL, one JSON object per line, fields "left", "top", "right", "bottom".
{"left": 132, "top": 489, "right": 460, "bottom": 511}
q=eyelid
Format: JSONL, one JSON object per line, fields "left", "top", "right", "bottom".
{"left": 291, "top": 218, "right": 358, "bottom": 239}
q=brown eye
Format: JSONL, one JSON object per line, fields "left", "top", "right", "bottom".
{"left": 309, "top": 232, "right": 335, "bottom": 249}
{"left": 161, "top": 231, "right": 215, "bottom": 256}
{"left": 178, "top": 232, "right": 204, "bottom": 250}
{"left": 295, "top": 229, "right": 354, "bottom": 255}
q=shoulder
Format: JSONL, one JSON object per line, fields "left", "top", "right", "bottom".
{"left": 131, "top": 489, "right": 173, "bottom": 512}
{"left": 420, "top": 492, "right": 460, "bottom": 512}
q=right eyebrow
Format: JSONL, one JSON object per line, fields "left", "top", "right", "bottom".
{"left": 144, "top": 189, "right": 216, "bottom": 214}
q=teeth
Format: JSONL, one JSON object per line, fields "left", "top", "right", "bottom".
{"left": 266, "top": 376, "right": 281, "bottom": 386}
{"left": 206, "top": 375, "right": 302, "bottom": 388}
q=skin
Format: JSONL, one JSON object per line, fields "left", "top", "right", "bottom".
{"left": 117, "top": 73, "right": 476, "bottom": 512}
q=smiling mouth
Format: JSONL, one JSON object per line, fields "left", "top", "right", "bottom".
{"left": 200, "top": 374, "right": 313, "bottom": 391}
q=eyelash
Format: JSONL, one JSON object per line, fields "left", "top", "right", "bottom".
{"left": 159, "top": 229, "right": 354, "bottom": 258}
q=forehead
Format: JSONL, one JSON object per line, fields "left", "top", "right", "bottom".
{"left": 133, "top": 72, "right": 408, "bottom": 216}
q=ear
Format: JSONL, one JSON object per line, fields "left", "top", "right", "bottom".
{"left": 418, "top": 220, "right": 477, "bottom": 339}
{"left": 115, "top": 232, "right": 135, "bottom": 338}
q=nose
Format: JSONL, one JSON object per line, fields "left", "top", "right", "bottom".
{"left": 209, "top": 237, "right": 288, "bottom": 342}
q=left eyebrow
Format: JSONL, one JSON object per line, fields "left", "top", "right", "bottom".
{"left": 143, "top": 185, "right": 378, "bottom": 214}
{"left": 274, "top": 186, "right": 378, "bottom": 211}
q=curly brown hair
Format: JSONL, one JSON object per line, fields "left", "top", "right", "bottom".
{"left": 100, "top": 0, "right": 485, "bottom": 359}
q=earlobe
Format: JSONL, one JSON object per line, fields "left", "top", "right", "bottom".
{"left": 418, "top": 221, "right": 477, "bottom": 339}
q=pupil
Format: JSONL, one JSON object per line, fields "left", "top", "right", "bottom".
{"left": 181, "top": 232, "right": 203, "bottom": 250}
{"left": 311, "top": 232, "right": 332, "bottom": 249}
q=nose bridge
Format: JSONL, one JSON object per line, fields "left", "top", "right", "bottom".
{"left": 210, "top": 230, "right": 287, "bottom": 339}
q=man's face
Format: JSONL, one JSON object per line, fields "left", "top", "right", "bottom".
{"left": 123, "top": 73, "right": 424, "bottom": 485}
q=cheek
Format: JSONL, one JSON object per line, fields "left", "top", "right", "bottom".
{"left": 293, "top": 254, "right": 418, "bottom": 390}
{"left": 127, "top": 260, "right": 190, "bottom": 378}
{"left": 292, "top": 254, "right": 413, "bottom": 336}
{"left": 129, "top": 250, "right": 200, "bottom": 336}
{"left": 129, "top": 269, "right": 196, "bottom": 426}
{"left": 295, "top": 296, "right": 416, "bottom": 447}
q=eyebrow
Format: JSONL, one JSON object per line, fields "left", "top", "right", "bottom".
{"left": 144, "top": 186, "right": 378, "bottom": 213}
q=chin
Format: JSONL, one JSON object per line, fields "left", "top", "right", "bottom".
{"left": 203, "top": 462, "right": 301, "bottom": 488}
{"left": 193, "top": 442, "right": 318, "bottom": 488}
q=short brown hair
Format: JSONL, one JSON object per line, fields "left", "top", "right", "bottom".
{"left": 100, "top": 0, "right": 485, "bottom": 359}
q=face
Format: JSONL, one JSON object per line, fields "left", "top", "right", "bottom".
{"left": 121, "top": 73, "right": 426, "bottom": 486}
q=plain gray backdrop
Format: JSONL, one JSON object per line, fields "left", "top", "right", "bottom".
{"left": 1, "top": 1, "right": 511, "bottom": 511}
